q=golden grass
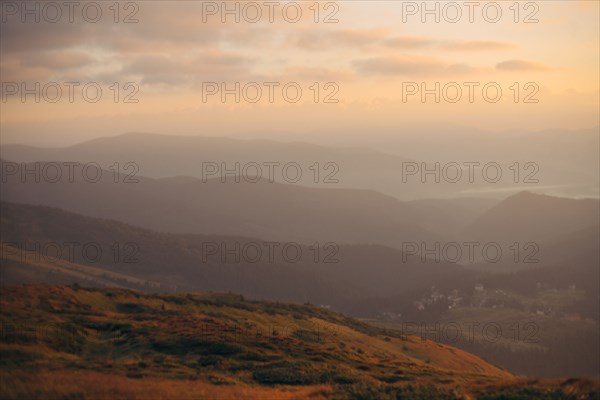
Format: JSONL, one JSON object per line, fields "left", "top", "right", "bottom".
{"left": 0, "top": 370, "right": 334, "bottom": 400}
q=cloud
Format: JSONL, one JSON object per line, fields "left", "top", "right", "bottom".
{"left": 496, "top": 60, "right": 550, "bottom": 71}
{"left": 21, "top": 51, "right": 94, "bottom": 70}
{"left": 123, "top": 55, "right": 182, "bottom": 76}
{"left": 385, "top": 37, "right": 434, "bottom": 49}
{"left": 291, "top": 30, "right": 516, "bottom": 55}
{"left": 0, "top": 58, "right": 53, "bottom": 82}
{"left": 292, "top": 28, "right": 389, "bottom": 50}
{"left": 297, "top": 29, "right": 513, "bottom": 53}
{"left": 440, "top": 41, "right": 516, "bottom": 51}
{"left": 277, "top": 66, "right": 354, "bottom": 82}
{"left": 0, "top": 1, "right": 549, "bottom": 93}
{"left": 0, "top": 21, "right": 88, "bottom": 54}
{"left": 352, "top": 56, "right": 446, "bottom": 75}
{"left": 120, "top": 50, "right": 255, "bottom": 87}
{"left": 352, "top": 56, "right": 475, "bottom": 77}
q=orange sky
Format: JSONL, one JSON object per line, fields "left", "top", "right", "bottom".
{"left": 1, "top": 1, "right": 598, "bottom": 144}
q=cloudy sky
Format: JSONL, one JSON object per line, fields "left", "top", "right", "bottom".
{"left": 0, "top": 1, "right": 598, "bottom": 145}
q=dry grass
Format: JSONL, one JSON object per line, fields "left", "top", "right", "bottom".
{"left": 0, "top": 370, "right": 334, "bottom": 400}
{"left": 1, "top": 285, "right": 598, "bottom": 400}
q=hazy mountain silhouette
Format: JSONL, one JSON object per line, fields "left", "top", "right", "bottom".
{"left": 463, "top": 191, "right": 599, "bottom": 244}
{"left": 0, "top": 202, "right": 469, "bottom": 310}
{"left": 1, "top": 161, "right": 449, "bottom": 249}
{"left": 1, "top": 132, "right": 575, "bottom": 201}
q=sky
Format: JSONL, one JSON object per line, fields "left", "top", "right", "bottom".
{"left": 0, "top": 0, "right": 598, "bottom": 146}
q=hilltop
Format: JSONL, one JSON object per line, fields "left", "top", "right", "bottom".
{"left": 1, "top": 285, "right": 598, "bottom": 399}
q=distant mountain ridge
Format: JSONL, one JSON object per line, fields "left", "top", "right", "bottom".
{"left": 2, "top": 131, "right": 581, "bottom": 200}
{"left": 464, "top": 191, "right": 599, "bottom": 244}
{"left": 0, "top": 201, "right": 472, "bottom": 312}
{"left": 0, "top": 160, "right": 445, "bottom": 248}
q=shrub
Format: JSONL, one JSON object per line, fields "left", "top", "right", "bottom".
{"left": 252, "top": 362, "right": 321, "bottom": 385}
{"left": 0, "top": 349, "right": 40, "bottom": 366}
{"left": 292, "top": 329, "right": 321, "bottom": 343}
{"left": 116, "top": 303, "right": 151, "bottom": 314}
{"left": 197, "top": 355, "right": 221, "bottom": 367}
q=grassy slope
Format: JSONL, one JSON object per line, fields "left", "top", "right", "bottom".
{"left": 1, "top": 285, "right": 598, "bottom": 399}
{"left": 0, "top": 284, "right": 502, "bottom": 399}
